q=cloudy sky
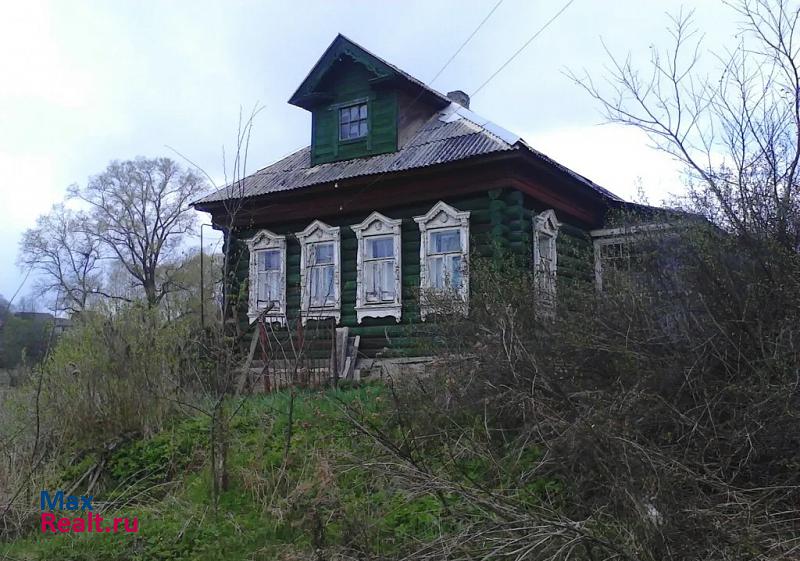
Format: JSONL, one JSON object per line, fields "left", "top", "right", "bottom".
{"left": 0, "top": 0, "right": 738, "bottom": 301}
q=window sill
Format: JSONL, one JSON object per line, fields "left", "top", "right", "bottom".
{"left": 300, "top": 308, "right": 341, "bottom": 325}
{"left": 419, "top": 295, "right": 469, "bottom": 321}
{"left": 338, "top": 137, "right": 368, "bottom": 146}
{"left": 355, "top": 304, "right": 401, "bottom": 324}
{"left": 247, "top": 310, "right": 287, "bottom": 327}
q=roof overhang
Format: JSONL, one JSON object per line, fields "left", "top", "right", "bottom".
{"left": 194, "top": 148, "right": 614, "bottom": 230}
{"left": 288, "top": 34, "right": 451, "bottom": 110}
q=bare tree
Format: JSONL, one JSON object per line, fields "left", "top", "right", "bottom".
{"left": 571, "top": 0, "right": 800, "bottom": 250}
{"left": 69, "top": 157, "right": 207, "bottom": 307}
{"left": 17, "top": 204, "right": 102, "bottom": 314}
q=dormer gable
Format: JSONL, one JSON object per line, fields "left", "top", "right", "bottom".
{"left": 289, "top": 35, "right": 450, "bottom": 166}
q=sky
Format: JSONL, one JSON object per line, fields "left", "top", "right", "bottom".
{"left": 0, "top": 0, "right": 739, "bottom": 302}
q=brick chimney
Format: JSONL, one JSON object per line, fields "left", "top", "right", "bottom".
{"left": 446, "top": 90, "right": 470, "bottom": 109}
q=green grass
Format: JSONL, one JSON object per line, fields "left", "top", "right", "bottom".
{"left": 1, "top": 384, "right": 433, "bottom": 560}
{"left": 2, "top": 383, "right": 556, "bottom": 560}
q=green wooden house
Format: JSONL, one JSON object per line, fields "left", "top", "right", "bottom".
{"left": 193, "top": 35, "right": 648, "bottom": 369}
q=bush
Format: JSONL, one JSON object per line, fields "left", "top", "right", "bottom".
{"left": 1, "top": 314, "right": 50, "bottom": 369}
{"left": 38, "top": 306, "right": 195, "bottom": 448}
{"left": 351, "top": 222, "right": 800, "bottom": 561}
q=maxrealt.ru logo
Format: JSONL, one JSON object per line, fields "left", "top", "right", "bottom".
{"left": 40, "top": 490, "right": 138, "bottom": 533}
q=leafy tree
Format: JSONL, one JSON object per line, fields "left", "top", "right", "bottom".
{"left": 159, "top": 249, "right": 224, "bottom": 323}
{"left": 0, "top": 293, "right": 9, "bottom": 320}
{"left": 17, "top": 203, "right": 103, "bottom": 313}
{"left": 0, "top": 314, "right": 50, "bottom": 369}
{"left": 69, "top": 157, "right": 207, "bottom": 307}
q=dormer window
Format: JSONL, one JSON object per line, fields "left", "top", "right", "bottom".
{"left": 339, "top": 102, "right": 368, "bottom": 140}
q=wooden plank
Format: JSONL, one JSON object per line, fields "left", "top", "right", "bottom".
{"left": 236, "top": 324, "right": 261, "bottom": 395}
{"left": 336, "top": 327, "right": 349, "bottom": 378}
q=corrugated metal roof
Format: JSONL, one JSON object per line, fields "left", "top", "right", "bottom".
{"left": 195, "top": 106, "right": 515, "bottom": 204}
{"left": 194, "top": 103, "right": 622, "bottom": 205}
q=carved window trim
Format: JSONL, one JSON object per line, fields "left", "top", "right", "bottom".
{"left": 246, "top": 229, "right": 287, "bottom": 326}
{"left": 533, "top": 209, "right": 559, "bottom": 314}
{"left": 590, "top": 223, "right": 674, "bottom": 292}
{"left": 414, "top": 201, "right": 470, "bottom": 320}
{"left": 352, "top": 211, "right": 402, "bottom": 323}
{"left": 297, "top": 220, "right": 341, "bottom": 324}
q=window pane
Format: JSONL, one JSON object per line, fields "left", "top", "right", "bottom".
{"left": 313, "top": 243, "right": 334, "bottom": 265}
{"left": 258, "top": 250, "right": 280, "bottom": 271}
{"left": 310, "top": 264, "right": 334, "bottom": 306}
{"left": 431, "top": 230, "right": 461, "bottom": 253}
{"left": 258, "top": 270, "right": 281, "bottom": 305}
{"left": 268, "top": 271, "right": 280, "bottom": 302}
{"left": 364, "top": 259, "right": 396, "bottom": 303}
{"left": 368, "top": 237, "right": 393, "bottom": 258}
{"left": 258, "top": 272, "right": 268, "bottom": 302}
{"left": 339, "top": 104, "right": 368, "bottom": 139}
{"left": 310, "top": 267, "right": 322, "bottom": 305}
{"left": 449, "top": 255, "right": 462, "bottom": 289}
{"left": 428, "top": 256, "right": 444, "bottom": 289}
{"left": 323, "top": 266, "right": 334, "bottom": 304}
{"left": 365, "top": 262, "right": 378, "bottom": 302}
{"left": 381, "top": 260, "right": 395, "bottom": 300}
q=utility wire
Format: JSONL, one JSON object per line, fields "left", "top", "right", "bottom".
{"left": 428, "top": 0, "right": 504, "bottom": 86}
{"left": 340, "top": 0, "right": 504, "bottom": 212}
{"left": 471, "top": 0, "right": 577, "bottom": 97}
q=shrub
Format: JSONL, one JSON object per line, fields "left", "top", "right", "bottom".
{"left": 350, "top": 222, "right": 800, "bottom": 561}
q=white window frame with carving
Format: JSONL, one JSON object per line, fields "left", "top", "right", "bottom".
{"left": 246, "top": 229, "right": 287, "bottom": 326}
{"left": 352, "top": 211, "right": 402, "bottom": 323}
{"left": 533, "top": 209, "right": 559, "bottom": 313}
{"left": 590, "top": 223, "right": 674, "bottom": 292}
{"left": 297, "top": 220, "right": 341, "bottom": 324}
{"left": 414, "top": 201, "right": 470, "bottom": 320}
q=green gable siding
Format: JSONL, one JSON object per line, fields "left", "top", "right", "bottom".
{"left": 311, "top": 58, "right": 397, "bottom": 165}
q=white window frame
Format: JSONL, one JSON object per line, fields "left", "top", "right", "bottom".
{"left": 246, "top": 229, "right": 287, "bottom": 326}
{"left": 297, "top": 220, "right": 341, "bottom": 324}
{"left": 352, "top": 211, "right": 402, "bottom": 323}
{"left": 533, "top": 210, "right": 559, "bottom": 313}
{"left": 590, "top": 223, "right": 674, "bottom": 292}
{"left": 414, "top": 201, "right": 470, "bottom": 320}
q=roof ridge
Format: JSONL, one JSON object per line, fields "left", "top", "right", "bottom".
{"left": 289, "top": 34, "right": 451, "bottom": 109}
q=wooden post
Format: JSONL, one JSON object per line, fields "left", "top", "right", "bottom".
{"left": 330, "top": 323, "right": 338, "bottom": 387}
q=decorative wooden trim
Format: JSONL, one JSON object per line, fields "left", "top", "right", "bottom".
{"left": 590, "top": 222, "right": 675, "bottom": 291}
{"left": 296, "top": 220, "right": 341, "bottom": 325}
{"left": 533, "top": 210, "right": 559, "bottom": 316}
{"left": 246, "top": 229, "right": 287, "bottom": 326}
{"left": 414, "top": 201, "right": 471, "bottom": 320}
{"left": 352, "top": 211, "right": 402, "bottom": 323}
{"left": 589, "top": 223, "right": 674, "bottom": 238}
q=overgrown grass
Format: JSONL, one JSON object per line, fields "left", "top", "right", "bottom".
{"left": 2, "top": 378, "right": 563, "bottom": 561}
{"left": 1, "top": 384, "right": 447, "bottom": 560}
